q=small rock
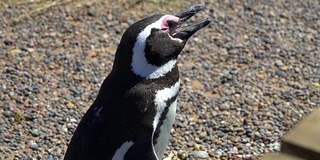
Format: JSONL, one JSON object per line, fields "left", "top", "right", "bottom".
{"left": 217, "top": 131, "right": 224, "bottom": 138}
{"left": 4, "top": 36, "right": 14, "bottom": 45}
{"left": 62, "top": 124, "right": 68, "bottom": 132}
{"left": 191, "top": 151, "right": 209, "bottom": 159}
{"left": 275, "top": 60, "right": 284, "bottom": 67}
{"left": 30, "top": 142, "right": 39, "bottom": 150}
{"left": 270, "top": 142, "right": 281, "bottom": 151}
{"left": 232, "top": 147, "right": 238, "bottom": 154}
{"left": 67, "top": 123, "right": 75, "bottom": 129}
{"left": 280, "top": 66, "right": 288, "bottom": 71}
{"left": 10, "top": 48, "right": 21, "bottom": 54}
{"left": 69, "top": 87, "right": 79, "bottom": 95}
{"left": 87, "top": 9, "right": 96, "bottom": 17}
{"left": 31, "top": 129, "right": 40, "bottom": 137}
{"left": 194, "top": 144, "right": 200, "bottom": 151}
{"left": 228, "top": 49, "right": 239, "bottom": 55}
{"left": 265, "top": 131, "right": 272, "bottom": 137}
{"left": 177, "top": 150, "right": 188, "bottom": 160}
{"left": 186, "top": 142, "right": 194, "bottom": 147}
{"left": 214, "top": 149, "right": 223, "bottom": 155}
{"left": 194, "top": 137, "right": 202, "bottom": 143}
{"left": 3, "top": 111, "right": 12, "bottom": 117}
{"left": 312, "top": 82, "right": 320, "bottom": 87}
{"left": 199, "top": 131, "right": 207, "bottom": 139}
{"left": 241, "top": 138, "right": 248, "bottom": 143}
{"left": 47, "top": 155, "right": 54, "bottom": 160}
{"left": 208, "top": 150, "right": 215, "bottom": 157}
{"left": 264, "top": 36, "right": 274, "bottom": 44}
{"left": 14, "top": 111, "right": 25, "bottom": 122}
{"left": 67, "top": 102, "right": 75, "bottom": 109}
{"left": 219, "top": 102, "right": 230, "bottom": 111}
{"left": 220, "top": 48, "right": 228, "bottom": 55}
{"left": 276, "top": 70, "right": 287, "bottom": 78}
{"left": 245, "top": 143, "right": 251, "bottom": 147}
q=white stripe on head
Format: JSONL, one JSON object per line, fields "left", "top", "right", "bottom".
{"left": 112, "top": 141, "right": 134, "bottom": 160}
{"left": 132, "top": 15, "right": 179, "bottom": 79}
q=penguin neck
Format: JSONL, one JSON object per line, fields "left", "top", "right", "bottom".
{"left": 111, "top": 48, "right": 178, "bottom": 81}
{"left": 131, "top": 57, "right": 177, "bottom": 79}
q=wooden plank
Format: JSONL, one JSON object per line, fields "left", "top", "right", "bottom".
{"left": 261, "top": 153, "right": 304, "bottom": 160}
{"left": 281, "top": 107, "right": 320, "bottom": 160}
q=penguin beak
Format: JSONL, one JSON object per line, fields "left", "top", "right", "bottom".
{"left": 172, "top": 4, "right": 211, "bottom": 40}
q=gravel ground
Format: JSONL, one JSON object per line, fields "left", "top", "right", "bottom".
{"left": 0, "top": 0, "right": 319, "bottom": 159}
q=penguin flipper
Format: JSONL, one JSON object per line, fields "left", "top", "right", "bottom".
{"left": 124, "top": 136, "right": 158, "bottom": 160}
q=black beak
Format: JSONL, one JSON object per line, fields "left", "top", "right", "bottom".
{"left": 173, "top": 4, "right": 211, "bottom": 40}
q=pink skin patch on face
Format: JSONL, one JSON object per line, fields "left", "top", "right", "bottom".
{"left": 161, "top": 15, "right": 179, "bottom": 35}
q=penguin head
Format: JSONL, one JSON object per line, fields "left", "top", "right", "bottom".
{"left": 113, "top": 4, "right": 211, "bottom": 79}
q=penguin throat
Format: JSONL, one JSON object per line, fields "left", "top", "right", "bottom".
{"left": 131, "top": 15, "right": 177, "bottom": 79}
{"left": 131, "top": 55, "right": 176, "bottom": 79}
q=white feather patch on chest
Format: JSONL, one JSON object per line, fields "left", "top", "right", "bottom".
{"left": 152, "top": 80, "right": 180, "bottom": 158}
{"left": 153, "top": 80, "right": 180, "bottom": 127}
{"left": 153, "top": 99, "right": 177, "bottom": 160}
{"left": 132, "top": 15, "right": 177, "bottom": 79}
{"left": 111, "top": 141, "right": 134, "bottom": 160}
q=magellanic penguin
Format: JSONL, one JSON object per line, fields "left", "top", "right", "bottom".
{"left": 64, "top": 4, "right": 211, "bottom": 160}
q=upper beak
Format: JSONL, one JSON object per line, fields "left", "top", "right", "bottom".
{"left": 173, "top": 4, "right": 211, "bottom": 40}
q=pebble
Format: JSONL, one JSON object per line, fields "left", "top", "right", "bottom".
{"left": 217, "top": 131, "right": 224, "bottom": 138}
{"left": 214, "top": 149, "right": 224, "bottom": 155}
{"left": 219, "top": 102, "right": 230, "bottom": 111}
{"left": 87, "top": 9, "right": 96, "bottom": 17}
{"left": 177, "top": 150, "right": 188, "bottom": 160}
{"left": 186, "top": 142, "right": 194, "bottom": 147}
{"left": 29, "top": 142, "right": 39, "bottom": 150}
{"left": 190, "top": 151, "right": 209, "bottom": 159}
{"left": 245, "top": 143, "right": 251, "bottom": 147}
{"left": 275, "top": 60, "right": 284, "bottom": 67}
{"left": 241, "top": 138, "right": 248, "bottom": 144}
{"left": 3, "top": 111, "right": 12, "bottom": 117}
{"left": 199, "top": 131, "right": 207, "bottom": 139}
{"left": 66, "top": 102, "right": 75, "bottom": 109}
{"left": 4, "top": 36, "right": 14, "bottom": 45}
{"left": 265, "top": 131, "right": 272, "bottom": 137}
{"left": 270, "top": 142, "right": 281, "bottom": 152}
{"left": 194, "top": 144, "right": 201, "bottom": 151}
{"left": 0, "top": 119, "right": 4, "bottom": 125}
{"left": 31, "top": 129, "right": 40, "bottom": 137}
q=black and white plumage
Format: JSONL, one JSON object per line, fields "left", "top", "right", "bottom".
{"left": 64, "top": 4, "right": 210, "bottom": 160}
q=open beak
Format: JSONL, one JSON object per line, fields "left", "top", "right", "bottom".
{"left": 171, "top": 4, "right": 211, "bottom": 40}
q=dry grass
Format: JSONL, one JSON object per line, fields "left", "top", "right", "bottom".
{"left": 1, "top": 0, "right": 95, "bottom": 23}
{"left": 0, "top": 0, "right": 204, "bottom": 24}
{"left": 0, "top": 0, "right": 199, "bottom": 24}
{"left": 0, "top": 0, "right": 202, "bottom": 24}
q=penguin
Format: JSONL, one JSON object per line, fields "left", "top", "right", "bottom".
{"left": 64, "top": 4, "right": 211, "bottom": 160}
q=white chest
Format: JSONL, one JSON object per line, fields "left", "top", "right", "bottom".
{"left": 152, "top": 80, "right": 180, "bottom": 159}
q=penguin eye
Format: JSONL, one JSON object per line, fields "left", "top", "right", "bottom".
{"left": 151, "top": 28, "right": 160, "bottom": 33}
{"left": 161, "top": 28, "right": 169, "bottom": 32}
